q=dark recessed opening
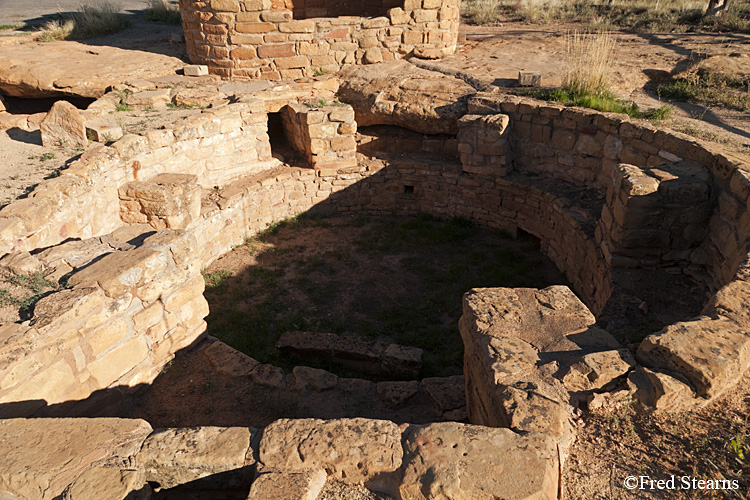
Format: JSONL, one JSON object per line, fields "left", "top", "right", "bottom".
{"left": 267, "top": 111, "right": 294, "bottom": 162}
{"left": 404, "top": 185, "right": 415, "bottom": 194}
{"left": 0, "top": 95, "right": 96, "bottom": 115}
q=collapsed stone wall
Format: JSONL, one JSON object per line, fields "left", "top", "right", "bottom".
{"left": 0, "top": 417, "right": 559, "bottom": 500}
{"left": 0, "top": 229, "right": 207, "bottom": 418}
{"left": 179, "top": 0, "right": 460, "bottom": 80}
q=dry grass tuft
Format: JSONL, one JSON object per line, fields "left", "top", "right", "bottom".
{"left": 145, "top": 0, "right": 182, "bottom": 25}
{"left": 461, "top": 0, "right": 750, "bottom": 32}
{"left": 36, "top": 20, "right": 75, "bottom": 41}
{"left": 71, "top": 1, "right": 131, "bottom": 38}
{"left": 561, "top": 30, "right": 618, "bottom": 98}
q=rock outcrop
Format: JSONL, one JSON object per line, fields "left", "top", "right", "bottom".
{"left": 337, "top": 60, "right": 476, "bottom": 135}
{"left": 0, "top": 42, "right": 183, "bottom": 98}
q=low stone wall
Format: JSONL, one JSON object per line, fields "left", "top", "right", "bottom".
{"left": 0, "top": 229, "right": 208, "bottom": 417}
{"left": 0, "top": 417, "right": 560, "bottom": 500}
{"left": 0, "top": 98, "right": 277, "bottom": 255}
{"left": 179, "top": 0, "right": 460, "bottom": 80}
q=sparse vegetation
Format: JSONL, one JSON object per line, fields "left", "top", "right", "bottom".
{"left": 522, "top": 30, "right": 673, "bottom": 122}
{"left": 36, "top": 20, "right": 75, "bottom": 42}
{"left": 659, "top": 66, "right": 750, "bottom": 111}
{"left": 0, "top": 269, "right": 60, "bottom": 320}
{"left": 461, "top": 0, "right": 750, "bottom": 32}
{"left": 145, "top": 0, "right": 182, "bottom": 25}
{"left": 36, "top": 1, "right": 131, "bottom": 41}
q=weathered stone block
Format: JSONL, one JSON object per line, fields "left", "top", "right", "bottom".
{"left": 259, "top": 418, "right": 403, "bottom": 483}
{"left": 137, "top": 426, "right": 255, "bottom": 489}
{"left": 40, "top": 100, "right": 87, "bottom": 148}
{"left": 400, "top": 422, "right": 559, "bottom": 500}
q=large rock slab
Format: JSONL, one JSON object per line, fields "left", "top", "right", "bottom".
{"left": 259, "top": 418, "right": 402, "bottom": 484}
{"left": 399, "top": 422, "right": 559, "bottom": 500}
{"left": 636, "top": 318, "right": 750, "bottom": 399}
{"left": 62, "top": 467, "right": 150, "bottom": 500}
{"left": 0, "top": 418, "right": 152, "bottom": 500}
{"left": 136, "top": 426, "right": 255, "bottom": 490}
{"left": 459, "top": 286, "right": 628, "bottom": 450}
{"left": 0, "top": 42, "right": 183, "bottom": 98}
{"left": 337, "top": 60, "right": 476, "bottom": 135}
{"left": 246, "top": 470, "right": 327, "bottom": 500}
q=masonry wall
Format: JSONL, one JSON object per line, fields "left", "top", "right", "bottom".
{"left": 0, "top": 230, "right": 207, "bottom": 417}
{"left": 179, "top": 0, "right": 460, "bottom": 80}
{"left": 0, "top": 99, "right": 276, "bottom": 255}
{"left": 2, "top": 91, "right": 750, "bottom": 416}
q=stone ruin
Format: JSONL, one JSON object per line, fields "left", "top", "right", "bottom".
{"left": 179, "top": 0, "right": 460, "bottom": 80}
{"left": 0, "top": 35, "right": 749, "bottom": 500}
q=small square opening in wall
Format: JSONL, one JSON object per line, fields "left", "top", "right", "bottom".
{"left": 404, "top": 185, "right": 415, "bottom": 195}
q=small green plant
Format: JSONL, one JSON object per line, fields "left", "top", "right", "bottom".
{"left": 29, "top": 152, "right": 58, "bottom": 161}
{"left": 55, "top": 138, "right": 69, "bottom": 149}
{"left": 313, "top": 68, "right": 327, "bottom": 77}
{"left": 730, "top": 434, "right": 747, "bottom": 461}
{"left": 115, "top": 102, "right": 133, "bottom": 112}
{"left": 200, "top": 375, "right": 216, "bottom": 394}
{"left": 167, "top": 102, "right": 194, "bottom": 110}
{"left": 145, "top": 0, "right": 182, "bottom": 25}
{"left": 202, "top": 269, "right": 232, "bottom": 288}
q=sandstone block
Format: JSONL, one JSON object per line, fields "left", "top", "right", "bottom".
{"left": 203, "top": 340, "right": 260, "bottom": 377}
{"left": 292, "top": 366, "right": 339, "bottom": 392}
{"left": 0, "top": 418, "right": 151, "bottom": 500}
{"left": 247, "top": 470, "right": 326, "bottom": 500}
{"left": 637, "top": 318, "right": 750, "bottom": 399}
{"left": 338, "top": 60, "right": 475, "bottom": 135}
{"left": 400, "top": 422, "right": 559, "bottom": 500}
{"left": 518, "top": 70, "right": 541, "bottom": 87}
{"left": 377, "top": 380, "right": 420, "bottom": 407}
{"left": 85, "top": 121, "right": 123, "bottom": 143}
{"left": 63, "top": 467, "right": 148, "bottom": 500}
{"left": 236, "top": 22, "right": 276, "bottom": 33}
{"left": 184, "top": 65, "right": 209, "bottom": 76}
{"left": 126, "top": 89, "right": 172, "bottom": 108}
{"left": 279, "top": 20, "right": 315, "bottom": 33}
{"left": 421, "top": 375, "right": 465, "bottom": 411}
{"left": 259, "top": 418, "right": 403, "bottom": 483}
{"left": 137, "top": 426, "right": 255, "bottom": 489}
{"left": 257, "top": 43, "right": 295, "bottom": 58}
{"left": 40, "top": 100, "right": 87, "bottom": 148}
{"left": 363, "top": 47, "right": 383, "bottom": 64}
{"left": 173, "top": 88, "right": 223, "bottom": 108}
{"left": 628, "top": 366, "right": 696, "bottom": 412}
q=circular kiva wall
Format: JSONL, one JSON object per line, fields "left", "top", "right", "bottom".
{"left": 0, "top": 86, "right": 749, "bottom": 420}
{"left": 178, "top": 0, "right": 460, "bottom": 79}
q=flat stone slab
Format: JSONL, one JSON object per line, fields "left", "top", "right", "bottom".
{"left": 0, "top": 418, "right": 152, "bottom": 500}
{"left": 400, "top": 422, "right": 559, "bottom": 500}
{"left": 247, "top": 469, "right": 327, "bottom": 500}
{"left": 0, "top": 42, "right": 184, "bottom": 98}
{"left": 277, "top": 330, "right": 422, "bottom": 378}
{"left": 338, "top": 60, "right": 476, "bottom": 135}
{"left": 136, "top": 426, "right": 255, "bottom": 490}
{"left": 259, "top": 418, "right": 402, "bottom": 484}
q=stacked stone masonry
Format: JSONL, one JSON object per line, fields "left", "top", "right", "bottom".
{"left": 1, "top": 74, "right": 750, "bottom": 499}
{"left": 179, "top": 0, "right": 460, "bottom": 80}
